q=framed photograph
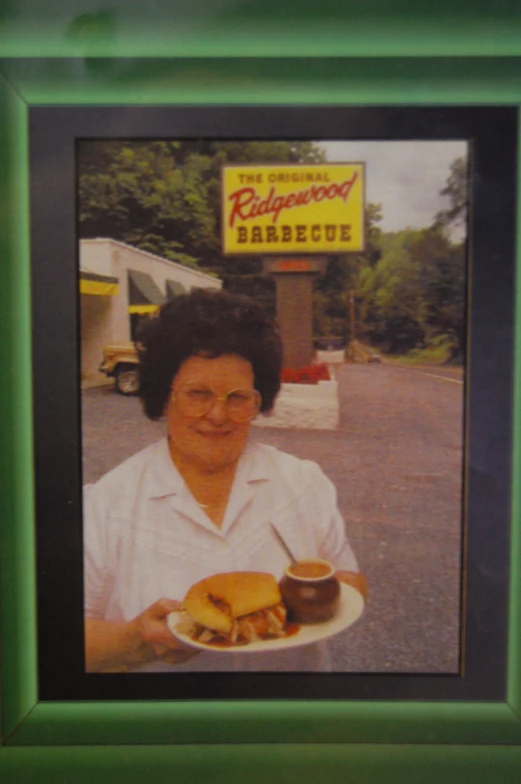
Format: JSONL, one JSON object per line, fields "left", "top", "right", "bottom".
{"left": 2, "top": 54, "right": 521, "bottom": 784}
{"left": 28, "top": 104, "right": 509, "bottom": 703}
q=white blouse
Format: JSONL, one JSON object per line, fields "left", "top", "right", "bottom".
{"left": 84, "top": 438, "right": 358, "bottom": 672}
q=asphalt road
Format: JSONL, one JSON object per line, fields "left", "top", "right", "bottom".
{"left": 82, "top": 361, "right": 464, "bottom": 673}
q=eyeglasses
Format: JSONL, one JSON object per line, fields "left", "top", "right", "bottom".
{"left": 171, "top": 383, "right": 261, "bottom": 422}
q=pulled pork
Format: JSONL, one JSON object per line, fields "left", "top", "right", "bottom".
{"left": 177, "top": 602, "right": 288, "bottom": 647}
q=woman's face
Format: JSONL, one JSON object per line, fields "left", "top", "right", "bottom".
{"left": 165, "top": 353, "right": 257, "bottom": 474}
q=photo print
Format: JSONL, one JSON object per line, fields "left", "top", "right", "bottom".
{"left": 79, "top": 137, "right": 467, "bottom": 675}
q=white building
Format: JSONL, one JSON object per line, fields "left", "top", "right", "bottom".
{"left": 80, "top": 238, "right": 222, "bottom": 385}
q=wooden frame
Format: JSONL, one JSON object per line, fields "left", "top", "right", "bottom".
{"left": 1, "top": 45, "right": 521, "bottom": 784}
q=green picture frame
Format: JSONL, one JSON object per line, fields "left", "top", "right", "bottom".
{"left": 1, "top": 7, "right": 521, "bottom": 781}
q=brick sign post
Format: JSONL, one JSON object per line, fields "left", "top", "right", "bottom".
{"left": 221, "top": 162, "right": 365, "bottom": 370}
{"left": 263, "top": 257, "right": 328, "bottom": 368}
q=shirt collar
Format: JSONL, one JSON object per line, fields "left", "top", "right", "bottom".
{"left": 146, "top": 438, "right": 185, "bottom": 498}
{"left": 146, "top": 437, "right": 271, "bottom": 500}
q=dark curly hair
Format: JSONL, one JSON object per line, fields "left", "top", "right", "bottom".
{"left": 136, "top": 287, "right": 283, "bottom": 420}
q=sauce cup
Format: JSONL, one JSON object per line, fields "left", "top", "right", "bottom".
{"left": 279, "top": 559, "right": 340, "bottom": 624}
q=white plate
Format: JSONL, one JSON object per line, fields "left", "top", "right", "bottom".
{"left": 166, "top": 583, "right": 364, "bottom": 654}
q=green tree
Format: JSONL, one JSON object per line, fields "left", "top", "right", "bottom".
{"left": 353, "top": 156, "right": 467, "bottom": 359}
{"left": 435, "top": 156, "right": 468, "bottom": 231}
{"left": 356, "top": 230, "right": 425, "bottom": 352}
{"left": 79, "top": 141, "right": 218, "bottom": 271}
{"left": 357, "top": 225, "right": 465, "bottom": 358}
{"left": 410, "top": 226, "right": 466, "bottom": 359}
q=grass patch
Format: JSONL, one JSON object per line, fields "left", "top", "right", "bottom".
{"left": 386, "top": 342, "right": 462, "bottom": 367}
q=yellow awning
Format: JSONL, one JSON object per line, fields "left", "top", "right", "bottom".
{"left": 80, "top": 278, "right": 119, "bottom": 296}
{"left": 128, "top": 304, "right": 159, "bottom": 315}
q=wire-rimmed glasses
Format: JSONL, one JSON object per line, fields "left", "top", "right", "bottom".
{"left": 171, "top": 383, "right": 261, "bottom": 422}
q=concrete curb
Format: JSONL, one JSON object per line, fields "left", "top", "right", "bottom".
{"left": 254, "top": 365, "right": 340, "bottom": 430}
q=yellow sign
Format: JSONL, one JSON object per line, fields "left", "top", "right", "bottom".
{"left": 222, "top": 163, "right": 365, "bottom": 255}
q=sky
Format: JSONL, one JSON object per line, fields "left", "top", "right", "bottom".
{"left": 319, "top": 140, "right": 467, "bottom": 235}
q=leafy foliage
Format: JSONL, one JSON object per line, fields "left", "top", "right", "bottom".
{"left": 79, "top": 141, "right": 218, "bottom": 270}
{"left": 356, "top": 224, "right": 465, "bottom": 358}
{"left": 435, "top": 156, "right": 468, "bottom": 230}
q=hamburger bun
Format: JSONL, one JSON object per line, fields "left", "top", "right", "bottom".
{"left": 183, "top": 571, "right": 282, "bottom": 634}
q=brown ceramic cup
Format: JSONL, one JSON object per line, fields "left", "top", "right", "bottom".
{"left": 279, "top": 559, "right": 341, "bottom": 624}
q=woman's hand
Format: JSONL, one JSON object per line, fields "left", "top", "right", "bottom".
{"left": 129, "top": 597, "right": 198, "bottom": 666}
{"left": 335, "top": 570, "right": 368, "bottom": 601}
{"left": 85, "top": 598, "right": 199, "bottom": 672}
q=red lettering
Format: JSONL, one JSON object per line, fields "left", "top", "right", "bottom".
{"left": 277, "top": 260, "right": 312, "bottom": 271}
{"left": 228, "top": 187, "right": 256, "bottom": 228}
{"left": 295, "top": 189, "right": 312, "bottom": 207}
{"left": 227, "top": 172, "right": 358, "bottom": 228}
{"left": 272, "top": 195, "right": 285, "bottom": 223}
{"left": 256, "top": 186, "right": 275, "bottom": 217}
{"left": 338, "top": 175, "right": 357, "bottom": 201}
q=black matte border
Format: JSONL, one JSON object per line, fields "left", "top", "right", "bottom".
{"left": 30, "top": 106, "right": 516, "bottom": 702}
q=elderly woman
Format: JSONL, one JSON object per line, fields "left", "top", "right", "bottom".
{"left": 84, "top": 288, "right": 365, "bottom": 672}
